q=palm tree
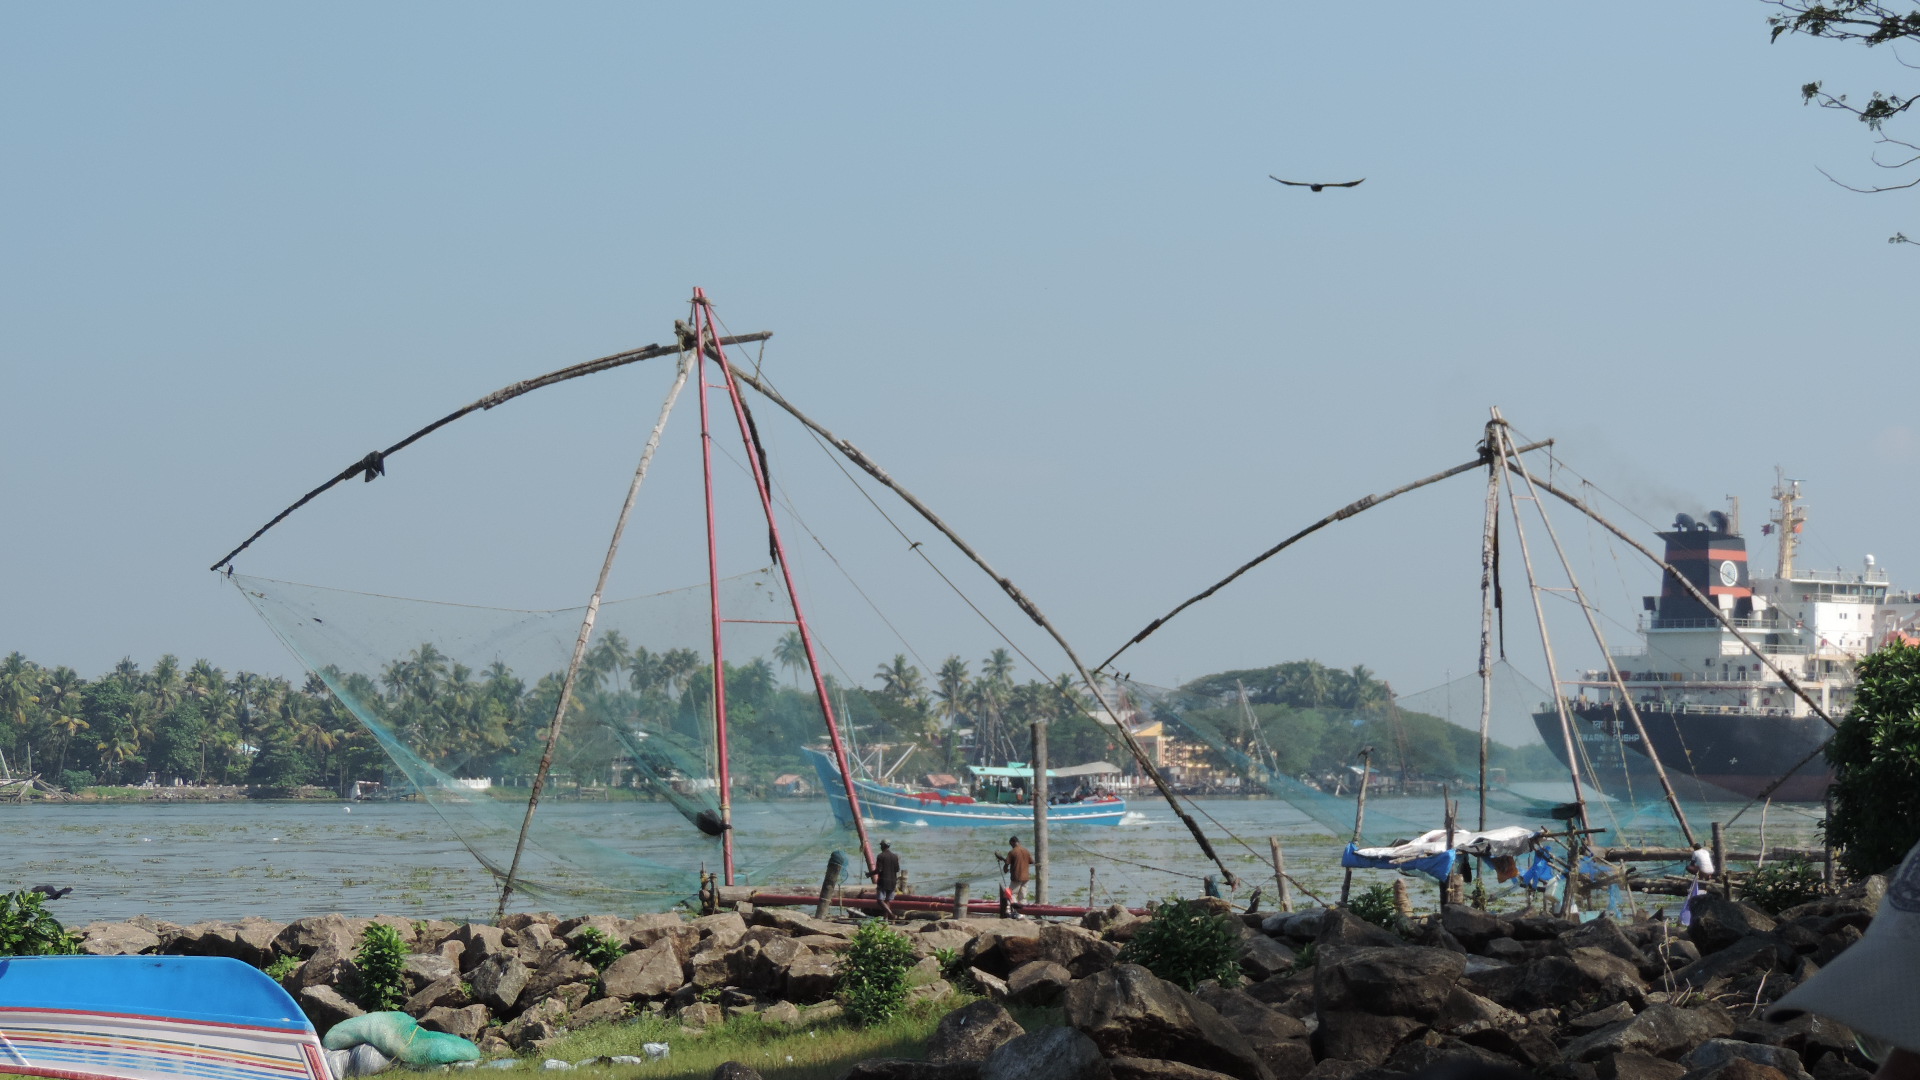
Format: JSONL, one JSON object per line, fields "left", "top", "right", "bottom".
{"left": 148, "top": 654, "right": 183, "bottom": 716}
{"left": 873, "top": 655, "right": 926, "bottom": 705}
{"left": 659, "top": 649, "right": 702, "bottom": 700}
{"left": 933, "top": 656, "right": 970, "bottom": 728}
{"left": 587, "top": 630, "right": 631, "bottom": 692}
{"left": 0, "top": 652, "right": 39, "bottom": 763}
{"left": 774, "top": 631, "right": 809, "bottom": 688}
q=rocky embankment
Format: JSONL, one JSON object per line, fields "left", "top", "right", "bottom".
{"left": 75, "top": 882, "right": 1885, "bottom": 1080}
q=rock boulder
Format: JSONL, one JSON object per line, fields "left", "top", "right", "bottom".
{"left": 1064, "top": 964, "right": 1273, "bottom": 1080}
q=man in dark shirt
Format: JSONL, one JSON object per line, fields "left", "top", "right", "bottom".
{"left": 998, "top": 834, "right": 1033, "bottom": 914}
{"left": 870, "top": 840, "right": 901, "bottom": 920}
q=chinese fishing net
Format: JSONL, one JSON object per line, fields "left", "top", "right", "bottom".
{"left": 234, "top": 567, "right": 874, "bottom": 906}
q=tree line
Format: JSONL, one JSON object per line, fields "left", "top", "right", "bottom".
{"left": 0, "top": 642, "right": 1555, "bottom": 797}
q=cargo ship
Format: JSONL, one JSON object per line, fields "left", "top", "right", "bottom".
{"left": 1532, "top": 474, "right": 1920, "bottom": 801}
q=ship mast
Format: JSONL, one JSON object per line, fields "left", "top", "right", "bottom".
{"left": 1770, "top": 468, "right": 1804, "bottom": 581}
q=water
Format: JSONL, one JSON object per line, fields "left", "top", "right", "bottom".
{"left": 0, "top": 795, "right": 1822, "bottom": 925}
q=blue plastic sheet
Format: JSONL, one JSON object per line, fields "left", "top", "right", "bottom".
{"left": 1340, "top": 842, "right": 1456, "bottom": 884}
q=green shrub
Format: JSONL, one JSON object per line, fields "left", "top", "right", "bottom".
{"left": 0, "top": 891, "right": 82, "bottom": 956}
{"left": 354, "top": 922, "right": 409, "bottom": 1011}
{"left": 934, "top": 946, "right": 979, "bottom": 995}
{"left": 836, "top": 919, "right": 918, "bottom": 1026}
{"left": 1289, "top": 941, "right": 1317, "bottom": 972}
{"left": 1742, "top": 856, "right": 1825, "bottom": 914}
{"left": 262, "top": 954, "right": 301, "bottom": 984}
{"left": 1116, "top": 897, "right": 1241, "bottom": 991}
{"left": 570, "top": 927, "right": 627, "bottom": 972}
{"left": 1349, "top": 883, "right": 1402, "bottom": 932}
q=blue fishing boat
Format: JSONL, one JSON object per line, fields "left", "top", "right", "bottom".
{"left": 0, "top": 955, "right": 332, "bottom": 1080}
{"left": 805, "top": 747, "right": 1128, "bottom": 827}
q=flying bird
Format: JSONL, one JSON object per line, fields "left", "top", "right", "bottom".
{"left": 1270, "top": 175, "right": 1364, "bottom": 192}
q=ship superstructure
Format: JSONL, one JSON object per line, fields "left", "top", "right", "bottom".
{"left": 1536, "top": 474, "right": 1919, "bottom": 800}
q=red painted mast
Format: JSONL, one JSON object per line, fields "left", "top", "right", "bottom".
{"left": 693, "top": 288, "right": 877, "bottom": 878}
{"left": 692, "top": 296, "right": 736, "bottom": 885}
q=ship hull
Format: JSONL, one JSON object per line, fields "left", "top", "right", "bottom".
{"left": 805, "top": 749, "right": 1128, "bottom": 827}
{"left": 1531, "top": 706, "right": 1831, "bottom": 802}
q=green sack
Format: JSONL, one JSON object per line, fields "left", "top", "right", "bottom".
{"left": 323, "top": 1011, "right": 483, "bottom": 1064}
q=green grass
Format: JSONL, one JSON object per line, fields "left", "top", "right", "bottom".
{"left": 525, "top": 996, "right": 1061, "bottom": 1080}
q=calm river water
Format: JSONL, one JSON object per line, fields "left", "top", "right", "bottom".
{"left": 0, "top": 794, "right": 1821, "bottom": 925}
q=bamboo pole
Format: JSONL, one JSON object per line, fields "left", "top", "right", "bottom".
{"left": 1270, "top": 836, "right": 1293, "bottom": 913}
{"left": 1713, "top": 822, "right": 1728, "bottom": 900}
{"left": 720, "top": 364, "right": 1240, "bottom": 887}
{"left": 691, "top": 304, "right": 737, "bottom": 885}
{"left": 1489, "top": 414, "right": 1591, "bottom": 850}
{"left": 1340, "top": 747, "right": 1374, "bottom": 906}
{"left": 1499, "top": 429, "right": 1699, "bottom": 849}
{"left": 496, "top": 352, "right": 693, "bottom": 919}
{"left": 211, "top": 332, "right": 770, "bottom": 573}
{"left": 1033, "top": 718, "right": 1050, "bottom": 905}
{"left": 1096, "top": 441, "right": 1554, "bottom": 672}
{"left": 1477, "top": 432, "right": 1499, "bottom": 833}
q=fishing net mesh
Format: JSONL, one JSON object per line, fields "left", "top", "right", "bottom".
{"left": 234, "top": 570, "right": 862, "bottom": 906}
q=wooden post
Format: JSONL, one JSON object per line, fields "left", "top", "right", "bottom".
{"left": 1712, "top": 822, "right": 1727, "bottom": 900}
{"left": 1823, "top": 794, "right": 1836, "bottom": 890}
{"left": 1032, "top": 719, "right": 1049, "bottom": 906}
{"left": 1270, "top": 836, "right": 1294, "bottom": 913}
{"left": 1340, "top": 747, "right": 1374, "bottom": 906}
{"left": 1442, "top": 785, "right": 1457, "bottom": 909}
{"left": 815, "top": 851, "right": 846, "bottom": 920}
{"left": 1089, "top": 867, "right": 1097, "bottom": 909}
{"left": 953, "top": 881, "right": 969, "bottom": 920}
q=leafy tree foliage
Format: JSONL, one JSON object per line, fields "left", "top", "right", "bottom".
{"left": 1826, "top": 640, "right": 1920, "bottom": 875}
{"left": 1767, "top": 2, "right": 1920, "bottom": 242}
{"left": 0, "top": 891, "right": 82, "bottom": 956}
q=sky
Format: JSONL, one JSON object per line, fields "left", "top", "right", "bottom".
{"left": 3, "top": 4, "right": 1916, "bottom": 743}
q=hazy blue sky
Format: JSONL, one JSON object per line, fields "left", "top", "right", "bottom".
{"left": 4, "top": 4, "right": 1915, "bottom": 740}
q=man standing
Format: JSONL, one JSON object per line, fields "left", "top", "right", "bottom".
{"left": 870, "top": 840, "right": 901, "bottom": 920}
{"left": 998, "top": 835, "right": 1033, "bottom": 914}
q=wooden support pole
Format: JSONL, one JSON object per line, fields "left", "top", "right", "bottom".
{"left": 1442, "top": 784, "right": 1456, "bottom": 909}
{"left": 1032, "top": 719, "right": 1049, "bottom": 906}
{"left": 1340, "top": 747, "right": 1374, "bottom": 906}
{"left": 1824, "top": 794, "right": 1836, "bottom": 890}
{"left": 1477, "top": 435, "right": 1499, "bottom": 834}
{"left": 816, "top": 851, "right": 847, "bottom": 920}
{"left": 496, "top": 353, "right": 692, "bottom": 920}
{"left": 1489, "top": 413, "right": 1590, "bottom": 849}
{"left": 1712, "top": 822, "right": 1727, "bottom": 899}
{"left": 1270, "top": 836, "right": 1293, "bottom": 913}
{"left": 1089, "top": 867, "right": 1097, "bottom": 909}
{"left": 953, "top": 881, "right": 969, "bottom": 920}
{"left": 1498, "top": 428, "right": 1698, "bottom": 848}
{"left": 723, "top": 363, "right": 1241, "bottom": 888}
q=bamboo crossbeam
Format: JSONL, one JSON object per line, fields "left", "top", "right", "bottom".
{"left": 1096, "top": 439, "right": 1554, "bottom": 672}
{"left": 210, "top": 332, "right": 771, "bottom": 571}
{"left": 1601, "top": 846, "right": 1823, "bottom": 863}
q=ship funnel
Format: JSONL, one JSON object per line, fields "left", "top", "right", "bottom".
{"left": 1674, "top": 513, "right": 1697, "bottom": 530}
{"left": 1707, "top": 510, "right": 1730, "bottom": 533}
